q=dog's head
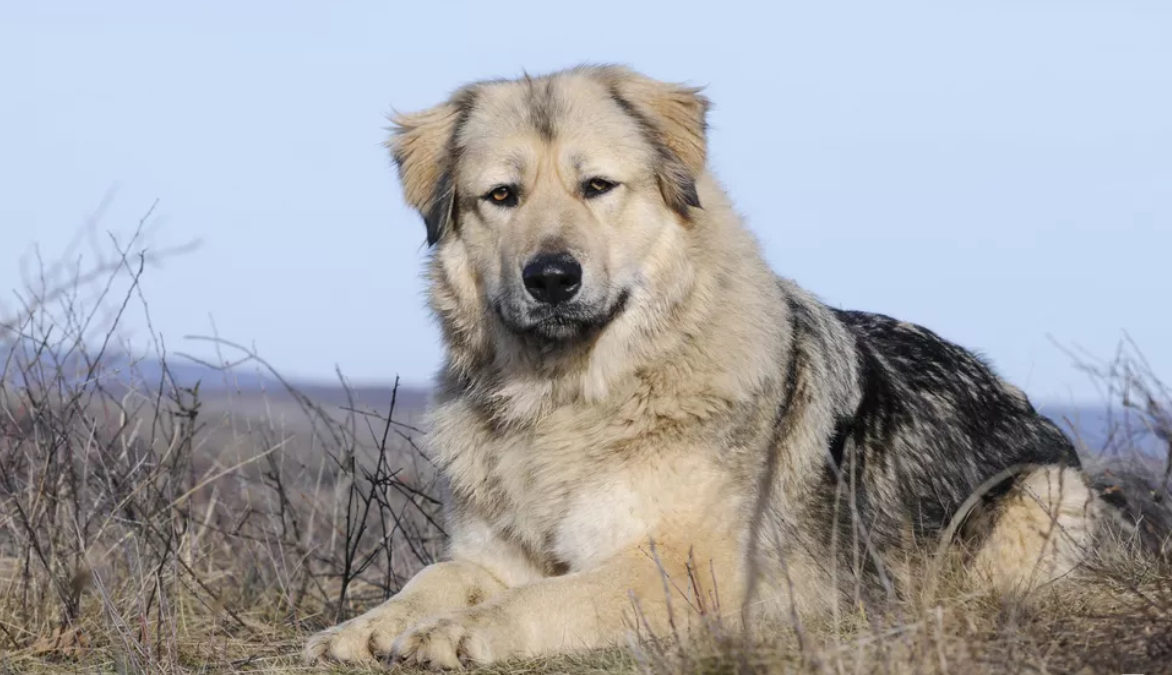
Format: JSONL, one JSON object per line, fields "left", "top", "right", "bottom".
{"left": 388, "top": 65, "right": 710, "bottom": 348}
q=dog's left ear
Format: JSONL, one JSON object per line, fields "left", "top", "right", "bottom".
{"left": 604, "top": 68, "right": 710, "bottom": 218}
{"left": 386, "top": 89, "right": 475, "bottom": 246}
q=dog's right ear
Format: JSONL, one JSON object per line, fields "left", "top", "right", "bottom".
{"left": 386, "top": 90, "right": 475, "bottom": 246}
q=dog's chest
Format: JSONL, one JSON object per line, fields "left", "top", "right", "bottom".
{"left": 428, "top": 404, "right": 668, "bottom": 569}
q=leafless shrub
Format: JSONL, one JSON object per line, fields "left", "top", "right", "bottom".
{"left": 0, "top": 203, "right": 445, "bottom": 672}
{"left": 1051, "top": 334, "right": 1172, "bottom": 558}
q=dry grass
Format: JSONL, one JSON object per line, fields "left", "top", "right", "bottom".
{"left": 624, "top": 542, "right": 1172, "bottom": 675}
{"left": 2, "top": 214, "right": 1170, "bottom": 674}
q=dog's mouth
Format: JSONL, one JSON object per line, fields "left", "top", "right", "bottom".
{"left": 496, "top": 290, "right": 630, "bottom": 343}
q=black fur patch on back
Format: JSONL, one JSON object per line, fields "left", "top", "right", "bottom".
{"left": 830, "top": 309, "right": 1081, "bottom": 536}
{"left": 800, "top": 307, "right": 1084, "bottom": 601}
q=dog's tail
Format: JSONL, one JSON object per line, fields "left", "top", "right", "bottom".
{"left": 1086, "top": 457, "right": 1172, "bottom": 560}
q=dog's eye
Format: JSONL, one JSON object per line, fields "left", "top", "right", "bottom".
{"left": 583, "top": 178, "right": 617, "bottom": 198}
{"left": 484, "top": 185, "right": 518, "bottom": 207}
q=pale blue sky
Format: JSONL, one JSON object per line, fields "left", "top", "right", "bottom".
{"left": 1, "top": 1, "right": 1168, "bottom": 405}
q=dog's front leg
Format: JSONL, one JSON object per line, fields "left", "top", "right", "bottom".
{"left": 303, "top": 559, "right": 507, "bottom": 664}
{"left": 392, "top": 542, "right": 732, "bottom": 670}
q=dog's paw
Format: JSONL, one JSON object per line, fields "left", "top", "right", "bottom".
{"left": 303, "top": 604, "right": 416, "bottom": 665}
{"left": 391, "top": 610, "right": 516, "bottom": 670}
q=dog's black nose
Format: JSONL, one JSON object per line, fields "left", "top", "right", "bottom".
{"left": 522, "top": 253, "right": 582, "bottom": 305}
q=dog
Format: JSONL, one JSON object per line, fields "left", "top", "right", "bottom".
{"left": 304, "top": 64, "right": 1100, "bottom": 669}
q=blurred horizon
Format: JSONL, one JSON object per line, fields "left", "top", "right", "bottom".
{"left": 2, "top": 1, "right": 1170, "bottom": 406}
{"left": 3, "top": 338, "right": 1164, "bottom": 462}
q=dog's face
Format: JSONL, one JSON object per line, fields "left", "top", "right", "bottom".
{"left": 388, "top": 66, "right": 709, "bottom": 345}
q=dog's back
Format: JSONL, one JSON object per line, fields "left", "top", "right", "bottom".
{"left": 829, "top": 307, "right": 1083, "bottom": 532}
{"left": 772, "top": 299, "right": 1096, "bottom": 606}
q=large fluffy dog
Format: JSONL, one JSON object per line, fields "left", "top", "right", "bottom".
{"left": 305, "top": 65, "right": 1099, "bottom": 669}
